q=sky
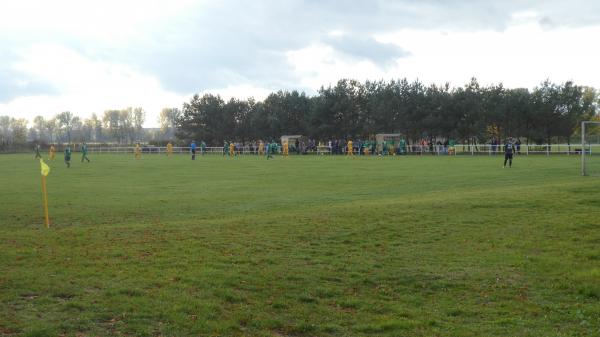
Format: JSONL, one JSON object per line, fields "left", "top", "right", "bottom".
{"left": 1, "top": 0, "right": 600, "bottom": 127}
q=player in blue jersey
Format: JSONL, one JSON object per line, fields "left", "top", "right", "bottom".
{"left": 190, "top": 140, "right": 197, "bottom": 160}
{"left": 503, "top": 138, "right": 515, "bottom": 168}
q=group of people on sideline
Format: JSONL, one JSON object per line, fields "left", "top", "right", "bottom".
{"left": 33, "top": 137, "right": 520, "bottom": 169}
{"left": 183, "top": 138, "right": 461, "bottom": 157}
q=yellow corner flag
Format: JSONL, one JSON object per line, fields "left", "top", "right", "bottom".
{"left": 40, "top": 159, "right": 50, "bottom": 228}
{"left": 40, "top": 159, "right": 50, "bottom": 176}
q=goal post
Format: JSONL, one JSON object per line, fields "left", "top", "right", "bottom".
{"left": 582, "top": 121, "right": 600, "bottom": 176}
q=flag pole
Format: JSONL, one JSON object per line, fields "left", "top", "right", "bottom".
{"left": 41, "top": 174, "right": 50, "bottom": 228}
{"left": 39, "top": 159, "right": 51, "bottom": 228}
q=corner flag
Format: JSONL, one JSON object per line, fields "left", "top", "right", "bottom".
{"left": 40, "top": 159, "right": 50, "bottom": 176}
{"left": 39, "top": 159, "right": 50, "bottom": 228}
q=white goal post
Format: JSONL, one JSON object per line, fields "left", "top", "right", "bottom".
{"left": 581, "top": 121, "right": 600, "bottom": 176}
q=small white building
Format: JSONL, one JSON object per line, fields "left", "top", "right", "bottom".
{"left": 280, "top": 135, "right": 306, "bottom": 148}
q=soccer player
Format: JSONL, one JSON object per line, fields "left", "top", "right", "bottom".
{"left": 258, "top": 141, "right": 265, "bottom": 156}
{"left": 64, "top": 145, "right": 72, "bottom": 168}
{"left": 265, "top": 142, "right": 273, "bottom": 160}
{"left": 503, "top": 138, "right": 515, "bottom": 168}
{"left": 34, "top": 144, "right": 42, "bottom": 159}
{"left": 229, "top": 142, "right": 235, "bottom": 157}
{"left": 347, "top": 139, "right": 353, "bottom": 156}
{"left": 49, "top": 144, "right": 56, "bottom": 161}
{"left": 223, "top": 141, "right": 229, "bottom": 157}
{"left": 135, "top": 143, "right": 142, "bottom": 159}
{"left": 283, "top": 141, "right": 289, "bottom": 157}
{"left": 200, "top": 141, "right": 206, "bottom": 156}
{"left": 166, "top": 142, "right": 173, "bottom": 156}
{"left": 81, "top": 142, "right": 90, "bottom": 163}
{"left": 190, "top": 140, "right": 197, "bottom": 160}
{"left": 382, "top": 141, "right": 389, "bottom": 156}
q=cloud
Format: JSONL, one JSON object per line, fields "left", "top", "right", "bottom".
{"left": 1, "top": 0, "right": 600, "bottom": 126}
{"left": 0, "top": 44, "right": 186, "bottom": 127}
{"left": 323, "top": 35, "right": 409, "bottom": 64}
{"left": 376, "top": 20, "right": 600, "bottom": 89}
{"left": 0, "top": 48, "right": 59, "bottom": 101}
{"left": 92, "top": 0, "right": 600, "bottom": 95}
{"left": 0, "top": 69, "right": 58, "bottom": 102}
{"left": 286, "top": 43, "right": 391, "bottom": 90}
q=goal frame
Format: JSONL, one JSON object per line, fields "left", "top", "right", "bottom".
{"left": 581, "top": 121, "right": 600, "bottom": 176}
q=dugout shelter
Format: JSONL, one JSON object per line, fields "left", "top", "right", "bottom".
{"left": 280, "top": 135, "right": 307, "bottom": 152}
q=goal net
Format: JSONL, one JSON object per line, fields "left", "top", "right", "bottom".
{"left": 582, "top": 121, "right": 600, "bottom": 176}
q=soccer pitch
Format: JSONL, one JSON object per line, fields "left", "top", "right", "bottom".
{"left": 1, "top": 154, "right": 599, "bottom": 336}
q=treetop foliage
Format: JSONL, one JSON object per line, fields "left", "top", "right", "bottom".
{"left": 178, "top": 78, "right": 599, "bottom": 145}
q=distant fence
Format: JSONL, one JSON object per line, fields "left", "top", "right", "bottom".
{"left": 80, "top": 144, "right": 600, "bottom": 156}
{"left": 3, "top": 144, "right": 599, "bottom": 156}
{"left": 83, "top": 145, "right": 316, "bottom": 155}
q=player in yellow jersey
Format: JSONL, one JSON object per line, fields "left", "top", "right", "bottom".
{"left": 347, "top": 139, "right": 353, "bottom": 156}
{"left": 258, "top": 141, "right": 265, "bottom": 155}
{"left": 166, "top": 142, "right": 173, "bottom": 156}
{"left": 49, "top": 144, "right": 56, "bottom": 160}
{"left": 229, "top": 142, "right": 235, "bottom": 157}
{"left": 283, "top": 141, "right": 289, "bottom": 157}
{"left": 135, "top": 143, "right": 142, "bottom": 159}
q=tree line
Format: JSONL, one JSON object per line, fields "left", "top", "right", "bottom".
{"left": 178, "top": 78, "right": 599, "bottom": 146}
{"left": 2, "top": 78, "right": 598, "bottom": 149}
{"left": 0, "top": 107, "right": 181, "bottom": 148}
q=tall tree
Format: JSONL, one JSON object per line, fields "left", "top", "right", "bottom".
{"left": 45, "top": 118, "right": 58, "bottom": 144}
{"left": 224, "top": 98, "right": 253, "bottom": 142}
{"left": 158, "top": 108, "right": 181, "bottom": 140}
{"left": 89, "top": 113, "right": 103, "bottom": 141}
{"left": 103, "top": 110, "right": 122, "bottom": 143}
{"left": 71, "top": 116, "right": 83, "bottom": 142}
{"left": 33, "top": 116, "right": 46, "bottom": 142}
{"left": 11, "top": 118, "right": 28, "bottom": 144}
{"left": 119, "top": 108, "right": 135, "bottom": 144}
{"left": 56, "top": 111, "right": 76, "bottom": 143}
{"left": 555, "top": 81, "right": 587, "bottom": 144}
{"left": 454, "top": 78, "right": 485, "bottom": 144}
{"left": 82, "top": 118, "right": 95, "bottom": 142}
{"left": 531, "top": 80, "right": 563, "bottom": 144}
{"left": 178, "top": 94, "right": 226, "bottom": 144}
{"left": 133, "top": 107, "right": 146, "bottom": 141}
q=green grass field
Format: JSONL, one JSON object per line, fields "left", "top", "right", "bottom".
{"left": 1, "top": 153, "right": 599, "bottom": 336}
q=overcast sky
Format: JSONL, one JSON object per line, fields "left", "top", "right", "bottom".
{"left": 1, "top": 0, "right": 600, "bottom": 127}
